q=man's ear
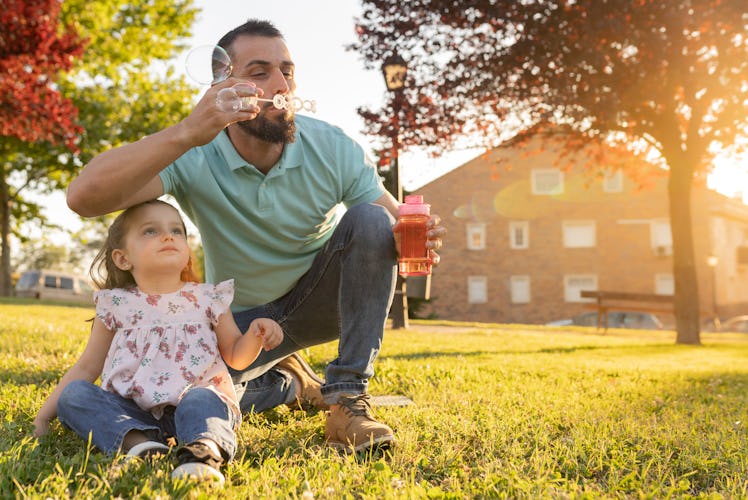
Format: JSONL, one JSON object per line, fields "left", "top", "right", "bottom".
{"left": 111, "top": 249, "right": 131, "bottom": 271}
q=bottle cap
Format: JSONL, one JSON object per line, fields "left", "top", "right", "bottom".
{"left": 398, "top": 194, "right": 430, "bottom": 216}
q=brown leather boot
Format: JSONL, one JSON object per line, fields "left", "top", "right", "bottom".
{"left": 325, "top": 393, "right": 395, "bottom": 453}
{"left": 275, "top": 353, "right": 329, "bottom": 410}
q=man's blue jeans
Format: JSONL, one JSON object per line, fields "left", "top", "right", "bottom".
{"left": 57, "top": 381, "right": 239, "bottom": 459}
{"left": 229, "top": 203, "right": 398, "bottom": 411}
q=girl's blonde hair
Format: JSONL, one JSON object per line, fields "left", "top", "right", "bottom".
{"left": 89, "top": 199, "right": 200, "bottom": 290}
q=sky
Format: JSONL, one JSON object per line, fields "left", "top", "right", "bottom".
{"left": 34, "top": 0, "right": 747, "bottom": 240}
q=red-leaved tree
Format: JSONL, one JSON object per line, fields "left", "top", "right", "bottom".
{"left": 352, "top": 0, "right": 748, "bottom": 344}
{"left": 0, "top": 0, "right": 86, "bottom": 294}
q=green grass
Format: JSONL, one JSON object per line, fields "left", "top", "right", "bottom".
{"left": 2, "top": 302, "right": 747, "bottom": 499}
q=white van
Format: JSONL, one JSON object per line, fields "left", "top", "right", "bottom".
{"left": 15, "top": 269, "right": 94, "bottom": 305}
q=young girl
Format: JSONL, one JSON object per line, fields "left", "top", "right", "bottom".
{"left": 33, "top": 199, "right": 283, "bottom": 485}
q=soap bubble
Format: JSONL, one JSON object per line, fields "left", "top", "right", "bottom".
{"left": 185, "top": 44, "right": 232, "bottom": 85}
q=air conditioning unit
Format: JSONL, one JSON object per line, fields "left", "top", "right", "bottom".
{"left": 654, "top": 245, "right": 673, "bottom": 257}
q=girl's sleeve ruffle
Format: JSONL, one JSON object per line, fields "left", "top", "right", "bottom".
{"left": 207, "top": 279, "right": 235, "bottom": 326}
{"left": 94, "top": 289, "right": 119, "bottom": 331}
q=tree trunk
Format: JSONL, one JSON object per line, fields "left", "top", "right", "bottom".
{"left": 0, "top": 173, "right": 11, "bottom": 296}
{"left": 668, "top": 164, "right": 701, "bottom": 345}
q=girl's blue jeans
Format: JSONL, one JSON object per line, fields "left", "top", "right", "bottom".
{"left": 230, "top": 203, "right": 398, "bottom": 411}
{"left": 57, "top": 381, "right": 238, "bottom": 459}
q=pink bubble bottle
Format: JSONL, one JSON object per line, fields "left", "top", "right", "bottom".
{"left": 397, "top": 195, "right": 432, "bottom": 277}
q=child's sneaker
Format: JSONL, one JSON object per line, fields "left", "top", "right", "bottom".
{"left": 171, "top": 441, "right": 225, "bottom": 485}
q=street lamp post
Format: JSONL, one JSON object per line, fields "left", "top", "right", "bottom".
{"left": 382, "top": 53, "right": 408, "bottom": 329}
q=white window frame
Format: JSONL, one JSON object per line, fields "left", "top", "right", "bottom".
{"left": 510, "top": 275, "right": 531, "bottom": 304}
{"left": 466, "top": 222, "right": 486, "bottom": 250}
{"left": 603, "top": 169, "right": 624, "bottom": 193}
{"left": 509, "top": 221, "right": 529, "bottom": 249}
{"left": 564, "top": 275, "right": 598, "bottom": 302}
{"left": 531, "top": 168, "right": 564, "bottom": 195}
{"left": 651, "top": 219, "right": 673, "bottom": 255}
{"left": 650, "top": 219, "right": 672, "bottom": 247}
{"left": 655, "top": 274, "right": 675, "bottom": 295}
{"left": 467, "top": 276, "right": 488, "bottom": 304}
{"left": 562, "top": 220, "right": 597, "bottom": 248}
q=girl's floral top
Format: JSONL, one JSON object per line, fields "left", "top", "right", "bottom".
{"left": 95, "top": 280, "right": 240, "bottom": 420}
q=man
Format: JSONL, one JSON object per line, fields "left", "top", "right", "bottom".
{"left": 67, "top": 19, "right": 445, "bottom": 453}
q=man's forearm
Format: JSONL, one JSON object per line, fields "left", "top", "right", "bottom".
{"left": 67, "top": 122, "right": 191, "bottom": 216}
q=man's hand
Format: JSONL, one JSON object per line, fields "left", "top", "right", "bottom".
{"left": 425, "top": 214, "right": 446, "bottom": 266}
{"left": 179, "top": 78, "right": 263, "bottom": 147}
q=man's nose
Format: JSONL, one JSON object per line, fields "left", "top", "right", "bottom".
{"left": 270, "top": 68, "right": 291, "bottom": 95}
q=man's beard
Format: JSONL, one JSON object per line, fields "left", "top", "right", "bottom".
{"left": 237, "top": 109, "right": 296, "bottom": 144}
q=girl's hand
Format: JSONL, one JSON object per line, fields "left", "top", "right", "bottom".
{"left": 33, "top": 417, "right": 50, "bottom": 438}
{"left": 248, "top": 318, "right": 284, "bottom": 351}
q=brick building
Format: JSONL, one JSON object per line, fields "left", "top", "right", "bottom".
{"left": 414, "top": 137, "right": 748, "bottom": 325}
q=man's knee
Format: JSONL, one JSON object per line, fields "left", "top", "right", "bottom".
{"left": 342, "top": 203, "right": 396, "bottom": 256}
{"left": 345, "top": 203, "right": 394, "bottom": 228}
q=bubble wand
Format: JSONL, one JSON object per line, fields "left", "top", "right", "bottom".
{"left": 216, "top": 88, "right": 316, "bottom": 113}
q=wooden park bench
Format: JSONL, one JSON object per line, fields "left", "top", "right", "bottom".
{"left": 579, "top": 290, "right": 674, "bottom": 331}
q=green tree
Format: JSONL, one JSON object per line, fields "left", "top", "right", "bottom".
{"left": 12, "top": 238, "right": 80, "bottom": 273}
{"left": 353, "top": 0, "right": 748, "bottom": 344}
{"left": 0, "top": 0, "right": 199, "bottom": 296}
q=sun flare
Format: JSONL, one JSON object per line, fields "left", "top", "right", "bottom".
{"left": 708, "top": 156, "right": 748, "bottom": 203}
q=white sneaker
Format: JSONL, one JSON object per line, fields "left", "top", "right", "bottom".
{"left": 126, "top": 441, "right": 170, "bottom": 460}
{"left": 172, "top": 441, "right": 226, "bottom": 485}
{"left": 172, "top": 462, "right": 225, "bottom": 485}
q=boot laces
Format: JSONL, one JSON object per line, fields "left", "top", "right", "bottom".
{"left": 338, "top": 394, "right": 372, "bottom": 417}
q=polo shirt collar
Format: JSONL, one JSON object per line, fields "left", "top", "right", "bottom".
{"left": 217, "top": 129, "right": 305, "bottom": 173}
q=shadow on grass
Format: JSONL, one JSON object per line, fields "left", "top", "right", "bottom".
{"left": 381, "top": 342, "right": 656, "bottom": 361}
{"left": 0, "top": 367, "right": 64, "bottom": 385}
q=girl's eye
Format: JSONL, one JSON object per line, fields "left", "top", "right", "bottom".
{"left": 143, "top": 228, "right": 158, "bottom": 236}
{"left": 171, "top": 228, "right": 185, "bottom": 236}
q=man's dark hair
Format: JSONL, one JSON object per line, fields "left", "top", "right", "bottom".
{"left": 217, "top": 19, "right": 284, "bottom": 52}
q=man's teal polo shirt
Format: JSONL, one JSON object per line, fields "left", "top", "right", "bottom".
{"left": 160, "top": 114, "right": 385, "bottom": 310}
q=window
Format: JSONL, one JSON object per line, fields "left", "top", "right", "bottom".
{"left": 650, "top": 219, "right": 673, "bottom": 248}
{"left": 16, "top": 271, "right": 40, "bottom": 291}
{"left": 603, "top": 170, "right": 624, "bottom": 193}
{"left": 467, "top": 276, "right": 487, "bottom": 304}
{"left": 564, "top": 275, "right": 597, "bottom": 302}
{"left": 60, "top": 277, "right": 74, "bottom": 290}
{"left": 531, "top": 168, "right": 564, "bottom": 195}
{"left": 466, "top": 223, "right": 486, "bottom": 250}
{"left": 509, "top": 221, "right": 529, "bottom": 249}
{"left": 510, "top": 275, "right": 531, "bottom": 303}
{"left": 44, "top": 276, "right": 57, "bottom": 288}
{"left": 563, "top": 220, "right": 596, "bottom": 248}
{"left": 655, "top": 274, "right": 674, "bottom": 295}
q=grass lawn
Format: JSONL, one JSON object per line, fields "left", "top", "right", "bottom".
{"left": 1, "top": 302, "right": 747, "bottom": 498}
